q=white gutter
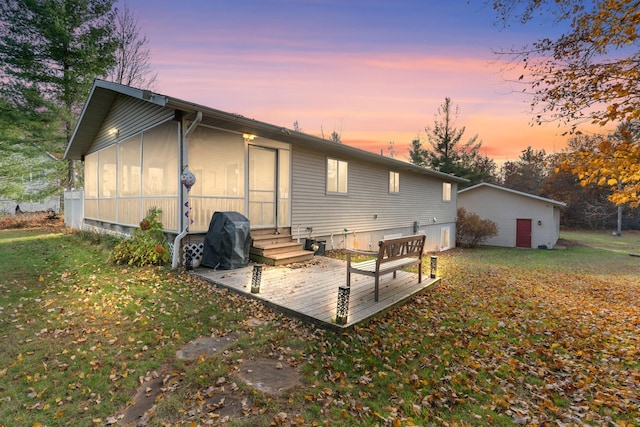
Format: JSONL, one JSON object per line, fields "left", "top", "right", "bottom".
{"left": 172, "top": 111, "right": 202, "bottom": 269}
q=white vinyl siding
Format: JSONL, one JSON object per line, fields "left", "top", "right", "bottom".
{"left": 458, "top": 185, "right": 563, "bottom": 249}
{"left": 89, "top": 94, "right": 174, "bottom": 153}
{"left": 292, "top": 146, "right": 457, "bottom": 243}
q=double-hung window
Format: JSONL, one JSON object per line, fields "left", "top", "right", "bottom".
{"left": 327, "top": 158, "right": 348, "bottom": 194}
{"left": 389, "top": 171, "right": 399, "bottom": 194}
{"left": 442, "top": 182, "right": 452, "bottom": 201}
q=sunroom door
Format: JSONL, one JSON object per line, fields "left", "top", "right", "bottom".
{"left": 248, "top": 145, "right": 277, "bottom": 228}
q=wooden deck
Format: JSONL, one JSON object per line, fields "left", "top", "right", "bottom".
{"left": 191, "top": 256, "right": 440, "bottom": 330}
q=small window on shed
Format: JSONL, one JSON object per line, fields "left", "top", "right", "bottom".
{"left": 389, "top": 171, "right": 399, "bottom": 193}
{"left": 442, "top": 182, "right": 452, "bottom": 201}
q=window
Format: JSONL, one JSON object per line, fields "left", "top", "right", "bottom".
{"left": 327, "top": 158, "right": 348, "bottom": 194}
{"left": 442, "top": 182, "right": 452, "bottom": 201}
{"left": 389, "top": 171, "right": 399, "bottom": 193}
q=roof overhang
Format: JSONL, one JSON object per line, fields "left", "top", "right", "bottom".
{"left": 458, "top": 182, "right": 567, "bottom": 207}
{"left": 65, "top": 79, "right": 469, "bottom": 184}
{"left": 64, "top": 80, "right": 168, "bottom": 160}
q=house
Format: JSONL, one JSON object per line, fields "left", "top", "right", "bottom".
{"left": 64, "top": 80, "right": 468, "bottom": 268}
{"left": 457, "top": 182, "right": 566, "bottom": 249}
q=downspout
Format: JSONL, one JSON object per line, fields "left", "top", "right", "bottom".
{"left": 172, "top": 111, "right": 202, "bottom": 269}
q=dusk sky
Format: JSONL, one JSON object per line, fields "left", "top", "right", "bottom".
{"left": 128, "top": 0, "right": 604, "bottom": 163}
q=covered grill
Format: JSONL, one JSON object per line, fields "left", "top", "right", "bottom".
{"left": 201, "top": 212, "right": 251, "bottom": 270}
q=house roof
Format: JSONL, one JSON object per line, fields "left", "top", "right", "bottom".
{"left": 458, "top": 182, "right": 567, "bottom": 207}
{"left": 64, "top": 79, "right": 468, "bottom": 184}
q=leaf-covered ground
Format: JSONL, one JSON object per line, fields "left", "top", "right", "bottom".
{"left": 304, "top": 249, "right": 639, "bottom": 426}
{"left": 0, "top": 229, "right": 638, "bottom": 426}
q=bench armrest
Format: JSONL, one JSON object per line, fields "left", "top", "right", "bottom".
{"left": 345, "top": 249, "right": 378, "bottom": 267}
{"left": 344, "top": 249, "right": 378, "bottom": 257}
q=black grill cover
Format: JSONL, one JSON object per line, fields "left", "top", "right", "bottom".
{"left": 201, "top": 212, "right": 251, "bottom": 270}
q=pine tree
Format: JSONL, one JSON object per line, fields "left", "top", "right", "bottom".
{"left": 0, "top": 0, "right": 117, "bottom": 196}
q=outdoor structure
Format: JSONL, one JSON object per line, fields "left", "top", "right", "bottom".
{"left": 457, "top": 182, "right": 566, "bottom": 249}
{"left": 64, "top": 80, "right": 467, "bottom": 268}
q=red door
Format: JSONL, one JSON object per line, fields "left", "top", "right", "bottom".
{"left": 516, "top": 219, "right": 532, "bottom": 248}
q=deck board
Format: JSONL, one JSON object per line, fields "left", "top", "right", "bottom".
{"left": 191, "top": 256, "right": 440, "bottom": 330}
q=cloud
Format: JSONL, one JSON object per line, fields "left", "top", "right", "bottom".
{"left": 134, "top": 1, "right": 581, "bottom": 162}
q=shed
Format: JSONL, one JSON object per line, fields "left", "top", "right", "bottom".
{"left": 457, "top": 182, "right": 566, "bottom": 249}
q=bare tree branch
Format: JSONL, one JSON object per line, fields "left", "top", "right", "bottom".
{"left": 106, "top": 3, "right": 157, "bottom": 89}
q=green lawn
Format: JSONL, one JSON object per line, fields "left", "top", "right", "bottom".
{"left": 1, "top": 228, "right": 638, "bottom": 426}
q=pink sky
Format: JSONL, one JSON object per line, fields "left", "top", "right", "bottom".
{"left": 130, "top": 0, "right": 606, "bottom": 163}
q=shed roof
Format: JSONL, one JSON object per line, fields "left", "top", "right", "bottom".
{"left": 64, "top": 79, "right": 468, "bottom": 184}
{"left": 458, "top": 182, "right": 566, "bottom": 207}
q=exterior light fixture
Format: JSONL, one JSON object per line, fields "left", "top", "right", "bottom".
{"left": 243, "top": 133, "right": 256, "bottom": 142}
{"left": 336, "top": 285, "right": 350, "bottom": 325}
{"left": 251, "top": 264, "right": 263, "bottom": 293}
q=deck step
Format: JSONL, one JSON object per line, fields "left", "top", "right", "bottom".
{"left": 250, "top": 241, "right": 305, "bottom": 256}
{"left": 250, "top": 250, "right": 314, "bottom": 266}
{"left": 252, "top": 233, "right": 294, "bottom": 246}
{"left": 249, "top": 228, "right": 314, "bottom": 266}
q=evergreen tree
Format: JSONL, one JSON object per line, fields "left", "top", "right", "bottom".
{"left": 500, "top": 147, "right": 547, "bottom": 194}
{"left": 419, "top": 97, "right": 496, "bottom": 186}
{"left": 408, "top": 136, "right": 428, "bottom": 167}
{"left": 0, "top": 0, "right": 117, "bottom": 196}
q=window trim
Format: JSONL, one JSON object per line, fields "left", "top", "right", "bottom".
{"left": 442, "top": 182, "right": 452, "bottom": 202}
{"left": 326, "top": 157, "right": 348, "bottom": 194}
{"left": 389, "top": 170, "right": 400, "bottom": 194}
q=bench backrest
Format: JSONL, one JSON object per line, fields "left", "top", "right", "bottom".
{"left": 377, "top": 234, "right": 426, "bottom": 264}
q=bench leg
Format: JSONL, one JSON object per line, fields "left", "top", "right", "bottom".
{"left": 418, "top": 263, "right": 422, "bottom": 283}
{"left": 374, "top": 275, "right": 379, "bottom": 302}
{"left": 393, "top": 271, "right": 396, "bottom": 279}
{"left": 346, "top": 254, "right": 351, "bottom": 288}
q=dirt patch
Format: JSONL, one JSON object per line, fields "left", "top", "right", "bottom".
{"left": 235, "top": 357, "right": 301, "bottom": 396}
{"left": 175, "top": 334, "right": 237, "bottom": 361}
{"left": 115, "top": 368, "right": 171, "bottom": 426}
{"left": 113, "top": 327, "right": 301, "bottom": 425}
{"left": 199, "top": 392, "right": 252, "bottom": 420}
{"left": 114, "top": 335, "right": 239, "bottom": 426}
{"left": 0, "top": 212, "right": 65, "bottom": 231}
{"left": 555, "top": 237, "right": 586, "bottom": 248}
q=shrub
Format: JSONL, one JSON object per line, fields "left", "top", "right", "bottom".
{"left": 110, "top": 208, "right": 170, "bottom": 266}
{"left": 456, "top": 207, "right": 499, "bottom": 248}
{"left": 72, "top": 229, "right": 119, "bottom": 248}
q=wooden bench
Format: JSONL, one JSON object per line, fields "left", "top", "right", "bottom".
{"left": 346, "top": 234, "right": 426, "bottom": 302}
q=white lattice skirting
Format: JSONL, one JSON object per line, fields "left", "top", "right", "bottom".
{"left": 183, "top": 242, "right": 204, "bottom": 268}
